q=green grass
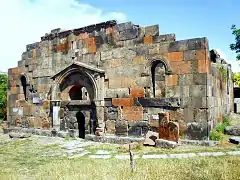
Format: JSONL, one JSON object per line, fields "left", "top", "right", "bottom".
{"left": 1, "top": 137, "right": 240, "bottom": 180}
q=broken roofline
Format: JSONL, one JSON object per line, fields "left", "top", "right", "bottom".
{"left": 41, "top": 20, "right": 117, "bottom": 41}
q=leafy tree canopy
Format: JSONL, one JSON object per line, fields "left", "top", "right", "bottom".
{"left": 0, "top": 74, "right": 7, "bottom": 120}
{"left": 230, "top": 25, "right": 240, "bottom": 60}
{"left": 233, "top": 73, "right": 240, "bottom": 87}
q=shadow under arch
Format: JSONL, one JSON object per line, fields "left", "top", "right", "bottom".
{"left": 57, "top": 68, "right": 98, "bottom": 101}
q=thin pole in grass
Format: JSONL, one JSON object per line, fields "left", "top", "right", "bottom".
{"left": 129, "top": 142, "right": 134, "bottom": 173}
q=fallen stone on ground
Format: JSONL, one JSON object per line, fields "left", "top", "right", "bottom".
{"left": 225, "top": 126, "right": 240, "bottom": 136}
{"left": 9, "top": 132, "right": 31, "bottom": 139}
{"left": 143, "top": 131, "right": 159, "bottom": 146}
{"left": 229, "top": 136, "right": 240, "bottom": 144}
{"left": 155, "top": 139, "right": 177, "bottom": 149}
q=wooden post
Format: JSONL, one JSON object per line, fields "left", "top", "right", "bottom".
{"left": 129, "top": 143, "right": 135, "bottom": 172}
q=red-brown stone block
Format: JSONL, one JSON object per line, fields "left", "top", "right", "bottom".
{"left": 159, "top": 112, "right": 170, "bottom": 140}
{"left": 130, "top": 87, "right": 145, "bottom": 98}
{"left": 122, "top": 106, "right": 143, "bottom": 121}
{"left": 198, "top": 59, "right": 209, "bottom": 73}
{"left": 32, "top": 49, "right": 36, "bottom": 59}
{"left": 170, "top": 61, "right": 191, "bottom": 74}
{"left": 144, "top": 36, "right": 153, "bottom": 44}
{"left": 11, "top": 67, "right": 19, "bottom": 75}
{"left": 11, "top": 87, "right": 17, "bottom": 94}
{"left": 112, "top": 98, "right": 134, "bottom": 107}
{"left": 76, "top": 32, "right": 89, "bottom": 40}
{"left": 168, "top": 122, "right": 179, "bottom": 142}
{"left": 166, "top": 75, "right": 178, "bottom": 86}
{"left": 158, "top": 112, "right": 179, "bottom": 143}
{"left": 168, "top": 52, "right": 183, "bottom": 61}
{"left": 196, "top": 49, "right": 207, "bottom": 60}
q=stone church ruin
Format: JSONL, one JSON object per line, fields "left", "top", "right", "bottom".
{"left": 7, "top": 20, "right": 234, "bottom": 140}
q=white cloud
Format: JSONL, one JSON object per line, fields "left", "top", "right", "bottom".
{"left": 0, "top": 0, "right": 127, "bottom": 72}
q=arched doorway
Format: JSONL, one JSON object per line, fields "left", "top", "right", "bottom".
{"left": 76, "top": 111, "right": 85, "bottom": 138}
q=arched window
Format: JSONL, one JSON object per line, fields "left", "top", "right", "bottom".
{"left": 151, "top": 60, "right": 167, "bottom": 98}
{"left": 20, "top": 75, "right": 27, "bottom": 100}
{"left": 69, "top": 84, "right": 82, "bottom": 100}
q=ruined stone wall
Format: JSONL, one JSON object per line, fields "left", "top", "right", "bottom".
{"left": 208, "top": 59, "right": 234, "bottom": 130}
{"left": 7, "top": 20, "right": 233, "bottom": 140}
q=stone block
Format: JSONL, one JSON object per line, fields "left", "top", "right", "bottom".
{"left": 191, "top": 97, "right": 207, "bottom": 108}
{"left": 119, "top": 28, "right": 139, "bottom": 41}
{"left": 168, "top": 40, "right": 188, "bottom": 52}
{"left": 184, "top": 108, "right": 194, "bottom": 122}
{"left": 144, "top": 36, "right": 153, "bottom": 44}
{"left": 130, "top": 46, "right": 149, "bottom": 56}
{"left": 192, "top": 73, "right": 207, "bottom": 85}
{"left": 143, "top": 131, "right": 159, "bottom": 146}
{"left": 112, "top": 98, "right": 133, "bottom": 107}
{"left": 168, "top": 52, "right": 183, "bottom": 61}
{"left": 158, "top": 112, "right": 169, "bottom": 139}
{"left": 116, "top": 22, "right": 134, "bottom": 31}
{"left": 130, "top": 87, "right": 145, "bottom": 98}
{"left": 183, "top": 50, "right": 197, "bottom": 60}
{"left": 155, "top": 139, "right": 178, "bottom": 148}
{"left": 108, "top": 59, "right": 122, "bottom": 68}
{"left": 153, "top": 34, "right": 175, "bottom": 43}
{"left": 225, "top": 126, "right": 240, "bottom": 136}
{"left": 108, "top": 77, "right": 122, "bottom": 88}
{"left": 138, "top": 98, "right": 180, "bottom": 108}
{"left": 194, "top": 109, "right": 207, "bottom": 122}
{"left": 167, "top": 122, "right": 179, "bottom": 142}
{"left": 128, "top": 121, "right": 148, "bottom": 136}
{"left": 170, "top": 61, "right": 191, "bottom": 74}
{"left": 76, "top": 32, "right": 89, "bottom": 40}
{"left": 166, "top": 75, "right": 178, "bottom": 86}
{"left": 169, "top": 109, "right": 184, "bottom": 122}
{"left": 121, "top": 77, "right": 137, "bottom": 88}
{"left": 165, "top": 86, "right": 181, "bottom": 98}
{"left": 105, "top": 120, "right": 116, "bottom": 134}
{"left": 11, "top": 87, "right": 18, "bottom": 94}
{"left": 145, "top": 25, "right": 159, "bottom": 37}
{"left": 190, "top": 85, "right": 207, "bottom": 97}
{"left": 122, "top": 106, "right": 143, "bottom": 121}
{"left": 115, "top": 120, "right": 128, "bottom": 136}
{"left": 101, "top": 50, "right": 113, "bottom": 60}
{"left": 198, "top": 59, "right": 210, "bottom": 73}
{"left": 187, "top": 38, "right": 208, "bottom": 50}
{"left": 132, "top": 56, "right": 146, "bottom": 65}
{"left": 186, "top": 122, "right": 208, "bottom": 140}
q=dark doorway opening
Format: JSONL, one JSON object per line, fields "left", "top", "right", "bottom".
{"left": 69, "top": 85, "right": 82, "bottom": 100}
{"left": 76, "top": 111, "right": 85, "bottom": 138}
{"left": 20, "top": 76, "right": 27, "bottom": 100}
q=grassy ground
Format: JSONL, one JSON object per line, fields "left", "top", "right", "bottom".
{"left": 85, "top": 137, "right": 240, "bottom": 155}
{"left": 0, "top": 136, "right": 240, "bottom": 180}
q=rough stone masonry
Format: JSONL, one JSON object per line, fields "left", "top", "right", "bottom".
{"left": 7, "top": 20, "right": 234, "bottom": 140}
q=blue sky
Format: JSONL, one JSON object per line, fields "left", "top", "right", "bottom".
{"left": 0, "top": 0, "right": 239, "bottom": 72}
{"left": 80, "top": 0, "right": 239, "bottom": 69}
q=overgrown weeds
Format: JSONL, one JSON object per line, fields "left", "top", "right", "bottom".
{"left": 210, "top": 116, "right": 231, "bottom": 141}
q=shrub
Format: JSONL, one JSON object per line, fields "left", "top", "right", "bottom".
{"left": 209, "top": 116, "right": 231, "bottom": 141}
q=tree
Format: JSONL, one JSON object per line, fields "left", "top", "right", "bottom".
{"left": 230, "top": 25, "right": 240, "bottom": 60}
{"left": 0, "top": 74, "right": 7, "bottom": 120}
{"left": 233, "top": 73, "right": 240, "bottom": 87}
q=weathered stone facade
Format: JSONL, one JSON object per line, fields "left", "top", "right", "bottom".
{"left": 7, "top": 20, "right": 234, "bottom": 140}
